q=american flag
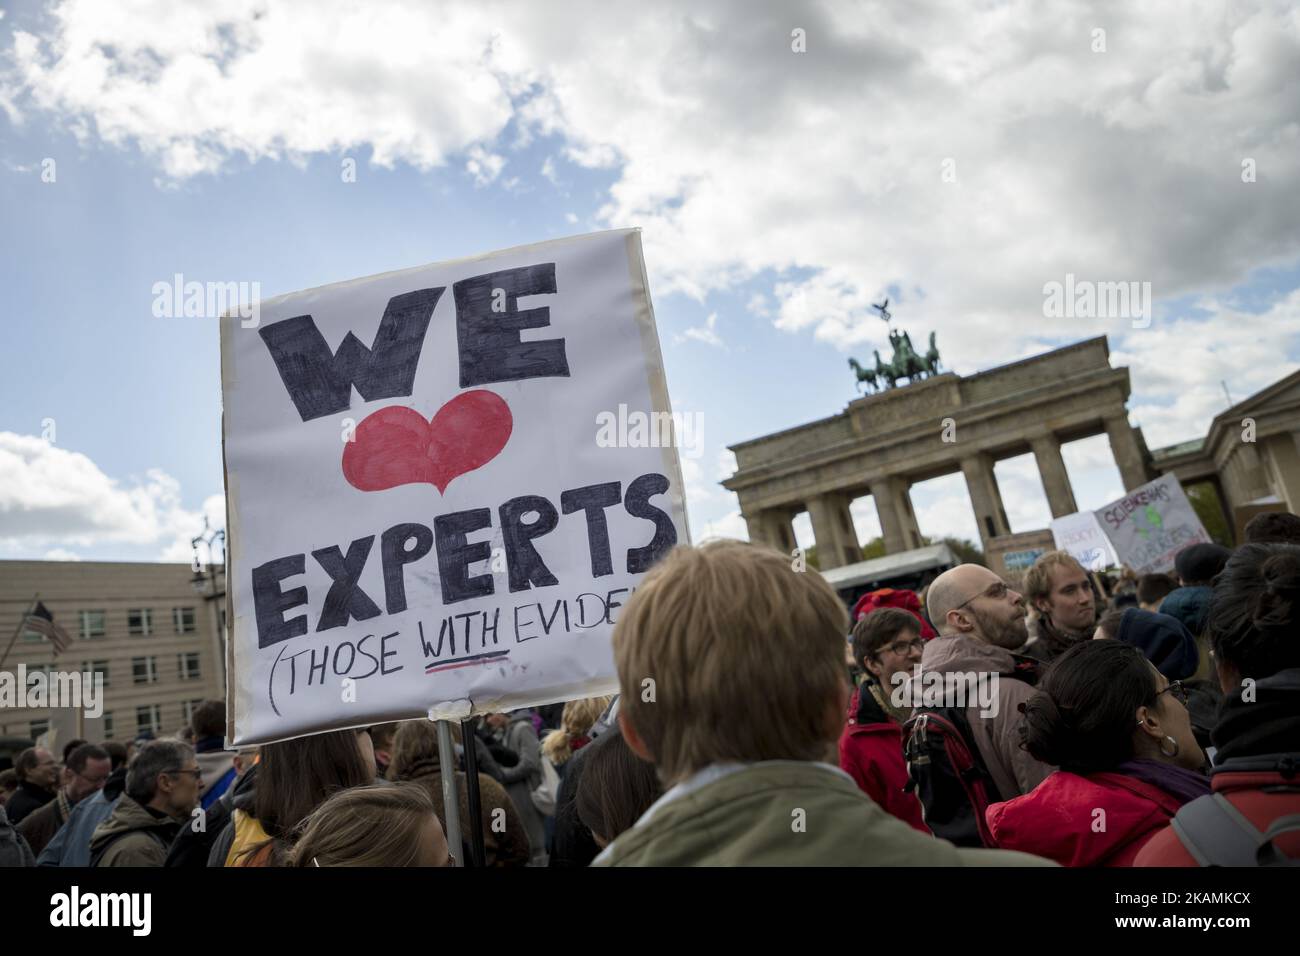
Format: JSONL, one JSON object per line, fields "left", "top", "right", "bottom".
{"left": 24, "top": 601, "right": 71, "bottom": 654}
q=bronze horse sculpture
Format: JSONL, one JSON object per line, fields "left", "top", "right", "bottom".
{"left": 849, "top": 329, "right": 943, "bottom": 393}
{"left": 848, "top": 357, "right": 879, "bottom": 393}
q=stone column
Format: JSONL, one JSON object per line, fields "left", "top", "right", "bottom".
{"left": 743, "top": 508, "right": 796, "bottom": 554}
{"left": 1263, "top": 432, "right": 1300, "bottom": 513}
{"left": 1105, "top": 415, "right": 1152, "bottom": 492}
{"left": 806, "top": 493, "right": 859, "bottom": 569}
{"left": 961, "top": 453, "right": 1011, "bottom": 547}
{"left": 1030, "top": 433, "right": 1078, "bottom": 518}
{"left": 895, "top": 481, "right": 924, "bottom": 552}
{"left": 872, "top": 476, "right": 923, "bottom": 554}
{"left": 762, "top": 510, "right": 797, "bottom": 554}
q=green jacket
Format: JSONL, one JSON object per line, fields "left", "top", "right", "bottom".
{"left": 593, "top": 762, "right": 1055, "bottom": 867}
{"left": 89, "top": 794, "right": 182, "bottom": 867}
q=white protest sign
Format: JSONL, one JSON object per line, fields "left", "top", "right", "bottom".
{"left": 221, "top": 229, "right": 688, "bottom": 745}
{"left": 1050, "top": 510, "right": 1119, "bottom": 572}
{"left": 1093, "top": 474, "right": 1211, "bottom": 575}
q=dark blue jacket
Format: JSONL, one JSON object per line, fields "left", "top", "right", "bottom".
{"left": 36, "top": 765, "right": 125, "bottom": 867}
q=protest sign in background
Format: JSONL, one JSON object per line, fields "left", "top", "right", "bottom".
{"left": 1050, "top": 510, "right": 1120, "bottom": 572}
{"left": 1092, "top": 474, "right": 1211, "bottom": 575}
{"left": 221, "top": 229, "right": 688, "bottom": 745}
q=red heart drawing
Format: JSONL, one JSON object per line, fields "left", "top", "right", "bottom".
{"left": 342, "top": 391, "right": 513, "bottom": 494}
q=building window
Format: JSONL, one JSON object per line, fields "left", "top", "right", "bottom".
{"left": 30, "top": 719, "right": 50, "bottom": 739}
{"left": 131, "top": 656, "right": 158, "bottom": 684}
{"left": 173, "top": 607, "right": 197, "bottom": 634}
{"left": 128, "top": 608, "right": 153, "bottom": 636}
{"left": 136, "top": 705, "right": 161, "bottom": 734}
{"left": 182, "top": 699, "right": 207, "bottom": 724}
{"left": 103, "top": 712, "right": 114, "bottom": 739}
{"left": 177, "top": 652, "right": 202, "bottom": 681}
{"left": 21, "top": 628, "right": 43, "bottom": 643}
{"left": 81, "top": 660, "right": 110, "bottom": 687}
{"left": 79, "top": 610, "right": 106, "bottom": 639}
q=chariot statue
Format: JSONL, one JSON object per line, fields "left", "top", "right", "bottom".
{"left": 847, "top": 298, "right": 942, "bottom": 394}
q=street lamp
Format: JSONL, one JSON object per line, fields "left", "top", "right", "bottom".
{"left": 190, "top": 517, "right": 227, "bottom": 694}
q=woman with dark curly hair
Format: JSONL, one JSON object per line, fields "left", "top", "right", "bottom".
{"left": 983, "top": 639, "right": 1208, "bottom": 866}
{"left": 1137, "top": 543, "right": 1300, "bottom": 865}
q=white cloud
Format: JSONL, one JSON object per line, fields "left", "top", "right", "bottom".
{"left": 992, "top": 454, "right": 1052, "bottom": 533}
{"left": 849, "top": 496, "right": 883, "bottom": 546}
{"left": 42, "top": 548, "right": 80, "bottom": 561}
{"left": 1, "top": 0, "right": 517, "bottom": 178}
{"left": 1117, "top": 289, "right": 1300, "bottom": 448}
{"left": 565, "top": 212, "right": 578, "bottom": 224}
{"left": 910, "top": 473, "right": 980, "bottom": 545}
{"left": 6, "top": 0, "right": 1299, "bottom": 553}
{"left": 465, "top": 144, "right": 506, "bottom": 186}
{"left": 0, "top": 432, "right": 224, "bottom": 561}
{"left": 695, "top": 508, "right": 748, "bottom": 543}
{"left": 6, "top": 4, "right": 1297, "bottom": 371}
{"left": 792, "top": 510, "right": 813, "bottom": 550}
{"left": 677, "top": 311, "right": 724, "bottom": 349}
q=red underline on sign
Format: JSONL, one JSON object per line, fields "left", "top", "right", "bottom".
{"left": 425, "top": 650, "right": 511, "bottom": 674}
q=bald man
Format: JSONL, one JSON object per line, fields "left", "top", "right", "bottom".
{"left": 920, "top": 565, "right": 1054, "bottom": 801}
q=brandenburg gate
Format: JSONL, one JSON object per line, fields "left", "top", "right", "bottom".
{"left": 723, "top": 336, "right": 1156, "bottom": 568}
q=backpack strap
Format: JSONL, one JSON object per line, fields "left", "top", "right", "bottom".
{"left": 1172, "top": 793, "right": 1269, "bottom": 866}
{"left": 1257, "top": 815, "right": 1300, "bottom": 867}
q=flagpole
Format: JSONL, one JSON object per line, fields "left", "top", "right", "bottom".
{"left": 0, "top": 593, "right": 39, "bottom": 671}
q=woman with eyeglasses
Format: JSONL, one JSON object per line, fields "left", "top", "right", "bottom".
{"left": 838, "top": 607, "right": 931, "bottom": 833}
{"left": 1137, "top": 542, "right": 1300, "bottom": 866}
{"left": 1093, "top": 606, "right": 1223, "bottom": 751}
{"left": 983, "top": 639, "right": 1208, "bottom": 866}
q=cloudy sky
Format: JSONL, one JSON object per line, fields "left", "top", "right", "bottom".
{"left": 1, "top": 0, "right": 1298, "bottom": 562}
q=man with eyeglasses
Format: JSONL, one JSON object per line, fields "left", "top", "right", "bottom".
{"left": 90, "top": 740, "right": 201, "bottom": 867}
{"left": 16, "top": 743, "right": 110, "bottom": 858}
{"left": 840, "top": 608, "right": 931, "bottom": 832}
{"left": 921, "top": 564, "right": 1055, "bottom": 802}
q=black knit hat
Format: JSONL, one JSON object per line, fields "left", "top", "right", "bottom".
{"left": 1174, "top": 542, "right": 1231, "bottom": 586}
{"left": 1117, "top": 608, "right": 1199, "bottom": 680}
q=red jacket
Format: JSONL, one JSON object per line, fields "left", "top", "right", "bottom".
{"left": 838, "top": 687, "right": 930, "bottom": 833}
{"left": 986, "top": 771, "right": 1183, "bottom": 866}
{"left": 1135, "top": 768, "right": 1300, "bottom": 866}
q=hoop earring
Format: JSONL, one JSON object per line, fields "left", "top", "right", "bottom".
{"left": 1159, "top": 735, "right": 1179, "bottom": 758}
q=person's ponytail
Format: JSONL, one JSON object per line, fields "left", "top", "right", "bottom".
{"left": 1016, "top": 640, "right": 1157, "bottom": 772}
{"left": 1209, "top": 543, "right": 1300, "bottom": 679}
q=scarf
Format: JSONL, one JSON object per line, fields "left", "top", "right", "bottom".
{"left": 1114, "top": 757, "right": 1212, "bottom": 805}
{"left": 855, "top": 679, "right": 909, "bottom": 725}
{"left": 54, "top": 788, "right": 73, "bottom": 826}
{"left": 1032, "top": 612, "right": 1092, "bottom": 662}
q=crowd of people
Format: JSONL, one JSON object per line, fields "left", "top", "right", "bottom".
{"left": 2, "top": 510, "right": 1298, "bottom": 867}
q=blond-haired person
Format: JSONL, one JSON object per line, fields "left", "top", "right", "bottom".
{"left": 543, "top": 696, "right": 611, "bottom": 769}
{"left": 593, "top": 540, "right": 1054, "bottom": 867}
{"left": 1023, "top": 551, "right": 1098, "bottom": 662}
